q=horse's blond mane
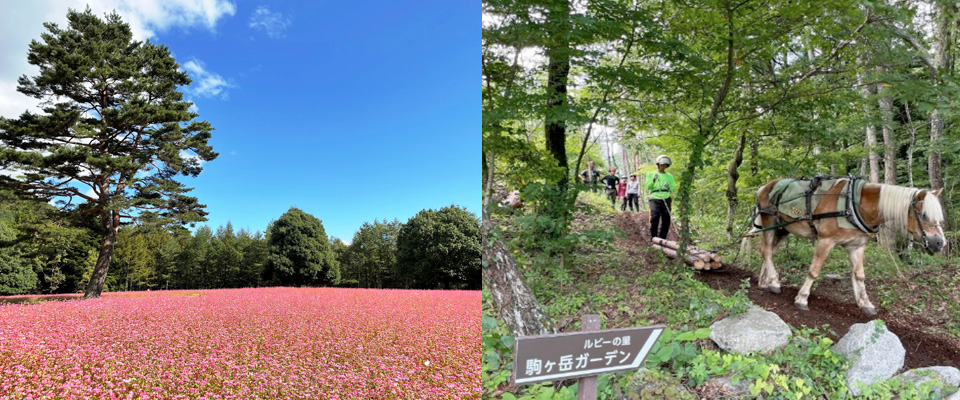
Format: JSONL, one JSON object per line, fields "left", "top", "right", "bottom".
{"left": 877, "top": 185, "right": 945, "bottom": 231}
{"left": 922, "top": 189, "right": 946, "bottom": 223}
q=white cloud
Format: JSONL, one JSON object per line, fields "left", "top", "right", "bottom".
{"left": 0, "top": 0, "right": 236, "bottom": 118}
{"left": 0, "top": 166, "right": 25, "bottom": 179}
{"left": 0, "top": 79, "right": 42, "bottom": 119}
{"left": 181, "top": 59, "right": 231, "bottom": 99}
{"left": 248, "top": 6, "right": 290, "bottom": 39}
{"left": 179, "top": 150, "right": 206, "bottom": 167}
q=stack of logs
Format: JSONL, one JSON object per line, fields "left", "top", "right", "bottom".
{"left": 652, "top": 238, "right": 722, "bottom": 270}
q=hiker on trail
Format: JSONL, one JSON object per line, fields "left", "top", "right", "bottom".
{"left": 617, "top": 176, "right": 628, "bottom": 211}
{"left": 625, "top": 174, "right": 640, "bottom": 212}
{"left": 600, "top": 168, "right": 620, "bottom": 209}
{"left": 645, "top": 155, "right": 676, "bottom": 239}
{"left": 580, "top": 161, "right": 601, "bottom": 191}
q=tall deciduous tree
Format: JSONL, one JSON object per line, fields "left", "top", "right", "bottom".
{"left": 544, "top": 0, "right": 572, "bottom": 190}
{"left": 928, "top": 0, "right": 954, "bottom": 190}
{"left": 397, "top": 206, "right": 480, "bottom": 290}
{"left": 264, "top": 208, "right": 340, "bottom": 286}
{"left": 0, "top": 10, "right": 217, "bottom": 298}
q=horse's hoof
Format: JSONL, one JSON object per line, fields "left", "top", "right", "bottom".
{"left": 861, "top": 307, "right": 877, "bottom": 316}
{"left": 795, "top": 303, "right": 809, "bottom": 311}
{"left": 761, "top": 286, "right": 781, "bottom": 294}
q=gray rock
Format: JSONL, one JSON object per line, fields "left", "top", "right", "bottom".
{"left": 947, "top": 389, "right": 960, "bottom": 400}
{"left": 704, "top": 375, "right": 750, "bottom": 398}
{"left": 895, "top": 367, "right": 960, "bottom": 399}
{"left": 899, "top": 366, "right": 960, "bottom": 388}
{"left": 832, "top": 320, "right": 905, "bottom": 396}
{"left": 708, "top": 306, "right": 791, "bottom": 354}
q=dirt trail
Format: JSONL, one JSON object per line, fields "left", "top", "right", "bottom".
{"left": 615, "top": 211, "right": 960, "bottom": 370}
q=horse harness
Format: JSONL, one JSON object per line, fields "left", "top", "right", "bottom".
{"left": 755, "top": 176, "right": 880, "bottom": 237}
{"left": 910, "top": 194, "right": 939, "bottom": 251}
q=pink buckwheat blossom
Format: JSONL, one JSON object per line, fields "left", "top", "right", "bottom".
{"left": 0, "top": 288, "right": 480, "bottom": 399}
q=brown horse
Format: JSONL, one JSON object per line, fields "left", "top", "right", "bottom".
{"left": 750, "top": 178, "right": 945, "bottom": 315}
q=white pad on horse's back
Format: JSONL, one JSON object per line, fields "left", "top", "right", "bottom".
{"left": 770, "top": 178, "right": 862, "bottom": 231}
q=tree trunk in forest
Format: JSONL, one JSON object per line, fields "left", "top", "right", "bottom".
{"left": 679, "top": 1, "right": 736, "bottom": 247}
{"left": 621, "top": 141, "right": 631, "bottom": 175}
{"left": 481, "top": 149, "right": 554, "bottom": 336}
{"left": 84, "top": 211, "right": 120, "bottom": 298}
{"left": 726, "top": 133, "right": 747, "bottom": 238}
{"left": 481, "top": 220, "right": 555, "bottom": 337}
{"left": 929, "top": 112, "right": 943, "bottom": 189}
{"left": 929, "top": 1, "right": 953, "bottom": 190}
{"left": 878, "top": 90, "right": 896, "bottom": 185}
{"left": 863, "top": 81, "right": 880, "bottom": 183}
{"left": 877, "top": 70, "right": 897, "bottom": 250}
{"left": 905, "top": 101, "right": 917, "bottom": 186}
{"left": 545, "top": 0, "right": 571, "bottom": 188}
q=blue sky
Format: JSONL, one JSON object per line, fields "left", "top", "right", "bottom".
{"left": 0, "top": 0, "right": 477, "bottom": 242}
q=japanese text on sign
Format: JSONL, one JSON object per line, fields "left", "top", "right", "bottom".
{"left": 513, "top": 326, "right": 664, "bottom": 385}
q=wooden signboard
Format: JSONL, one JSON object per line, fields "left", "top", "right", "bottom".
{"left": 513, "top": 318, "right": 664, "bottom": 387}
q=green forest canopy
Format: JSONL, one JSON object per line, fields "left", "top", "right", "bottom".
{"left": 483, "top": 0, "right": 960, "bottom": 243}
{"left": 0, "top": 193, "right": 480, "bottom": 295}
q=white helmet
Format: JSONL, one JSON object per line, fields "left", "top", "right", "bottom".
{"left": 656, "top": 155, "right": 672, "bottom": 166}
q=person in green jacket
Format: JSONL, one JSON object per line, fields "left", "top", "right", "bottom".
{"left": 645, "top": 155, "right": 676, "bottom": 239}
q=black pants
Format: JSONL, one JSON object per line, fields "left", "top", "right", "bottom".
{"left": 649, "top": 198, "right": 672, "bottom": 239}
{"left": 626, "top": 193, "right": 639, "bottom": 212}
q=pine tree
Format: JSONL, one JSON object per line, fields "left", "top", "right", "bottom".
{"left": 0, "top": 10, "right": 217, "bottom": 298}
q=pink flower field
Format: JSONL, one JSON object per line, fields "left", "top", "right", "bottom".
{"left": 0, "top": 288, "right": 480, "bottom": 399}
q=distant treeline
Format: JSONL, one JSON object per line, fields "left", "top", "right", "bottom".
{"left": 0, "top": 190, "right": 479, "bottom": 295}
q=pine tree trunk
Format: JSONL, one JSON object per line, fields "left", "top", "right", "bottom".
{"left": 726, "top": 133, "right": 747, "bottom": 238}
{"left": 84, "top": 212, "right": 119, "bottom": 299}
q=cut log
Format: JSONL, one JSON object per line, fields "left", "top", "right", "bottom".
{"left": 654, "top": 243, "right": 706, "bottom": 270}
{"left": 652, "top": 237, "right": 680, "bottom": 250}
{"left": 652, "top": 237, "right": 716, "bottom": 263}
